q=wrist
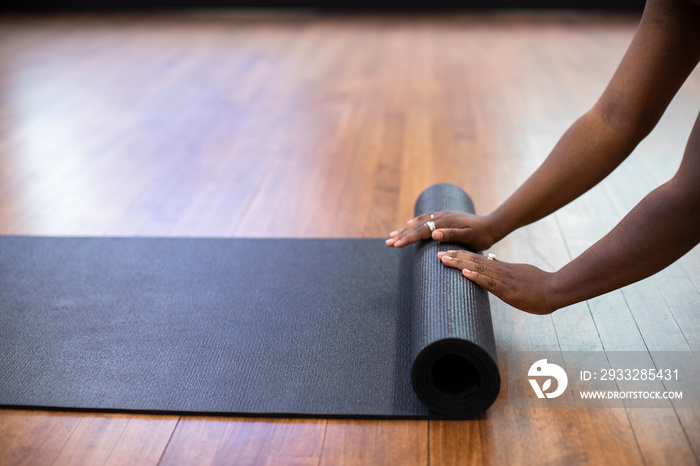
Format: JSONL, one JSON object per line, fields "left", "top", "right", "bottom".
{"left": 546, "top": 269, "right": 574, "bottom": 312}
{"left": 483, "top": 211, "right": 513, "bottom": 245}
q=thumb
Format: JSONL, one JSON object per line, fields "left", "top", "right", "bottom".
{"left": 432, "top": 228, "right": 472, "bottom": 243}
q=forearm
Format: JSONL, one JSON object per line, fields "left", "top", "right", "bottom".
{"left": 487, "top": 106, "right": 642, "bottom": 242}
{"left": 485, "top": 0, "right": 700, "bottom": 244}
{"left": 439, "top": 177, "right": 700, "bottom": 315}
{"left": 435, "top": 1, "right": 700, "bottom": 315}
{"left": 549, "top": 179, "right": 700, "bottom": 309}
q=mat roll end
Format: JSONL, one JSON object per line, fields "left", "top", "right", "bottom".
{"left": 411, "top": 339, "right": 500, "bottom": 418}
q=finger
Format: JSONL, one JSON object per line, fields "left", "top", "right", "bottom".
{"left": 441, "top": 249, "right": 483, "bottom": 262}
{"left": 406, "top": 213, "right": 427, "bottom": 225}
{"left": 386, "top": 226, "right": 415, "bottom": 245}
{"left": 387, "top": 214, "right": 431, "bottom": 245}
{"left": 440, "top": 251, "right": 501, "bottom": 279}
{"left": 407, "top": 211, "right": 441, "bottom": 225}
{"left": 432, "top": 227, "right": 473, "bottom": 243}
{"left": 440, "top": 253, "right": 490, "bottom": 275}
{"left": 387, "top": 211, "right": 449, "bottom": 247}
{"left": 438, "top": 250, "right": 471, "bottom": 260}
{"left": 438, "top": 250, "right": 508, "bottom": 297}
{"left": 462, "top": 267, "right": 505, "bottom": 294}
{"left": 439, "top": 251, "right": 506, "bottom": 292}
{"left": 387, "top": 221, "right": 433, "bottom": 247}
{"left": 441, "top": 251, "right": 506, "bottom": 285}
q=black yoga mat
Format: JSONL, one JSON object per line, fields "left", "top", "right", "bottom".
{"left": 0, "top": 184, "right": 500, "bottom": 419}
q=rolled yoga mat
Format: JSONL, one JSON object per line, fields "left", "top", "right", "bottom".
{"left": 0, "top": 184, "right": 500, "bottom": 419}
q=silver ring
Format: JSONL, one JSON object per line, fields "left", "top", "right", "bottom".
{"left": 430, "top": 214, "right": 435, "bottom": 219}
{"left": 426, "top": 221, "right": 436, "bottom": 232}
{"left": 487, "top": 253, "right": 496, "bottom": 261}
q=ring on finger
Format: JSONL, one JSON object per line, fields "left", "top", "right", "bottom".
{"left": 487, "top": 253, "right": 497, "bottom": 261}
{"left": 426, "top": 221, "right": 436, "bottom": 232}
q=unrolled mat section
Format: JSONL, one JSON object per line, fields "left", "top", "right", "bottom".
{"left": 0, "top": 183, "right": 500, "bottom": 419}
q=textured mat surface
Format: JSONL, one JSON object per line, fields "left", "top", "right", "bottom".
{"left": 0, "top": 184, "right": 499, "bottom": 418}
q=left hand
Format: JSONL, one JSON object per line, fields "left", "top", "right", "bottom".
{"left": 438, "top": 250, "right": 558, "bottom": 315}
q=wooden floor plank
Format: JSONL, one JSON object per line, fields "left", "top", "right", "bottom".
{"left": 211, "top": 418, "right": 326, "bottom": 466}
{"left": 0, "top": 410, "right": 80, "bottom": 466}
{"left": 51, "top": 414, "right": 131, "bottom": 466}
{"left": 104, "top": 415, "right": 179, "bottom": 466}
{"left": 318, "top": 420, "right": 427, "bottom": 466}
{"left": 158, "top": 417, "right": 227, "bottom": 466}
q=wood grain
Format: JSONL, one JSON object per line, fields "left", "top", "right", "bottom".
{"left": 0, "top": 11, "right": 698, "bottom": 465}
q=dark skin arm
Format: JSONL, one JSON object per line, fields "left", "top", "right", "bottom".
{"left": 387, "top": 0, "right": 700, "bottom": 314}
{"left": 440, "top": 112, "right": 700, "bottom": 314}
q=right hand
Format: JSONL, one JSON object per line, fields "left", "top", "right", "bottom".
{"left": 385, "top": 210, "right": 497, "bottom": 251}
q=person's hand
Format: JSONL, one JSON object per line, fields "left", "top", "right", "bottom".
{"left": 438, "top": 250, "right": 557, "bottom": 315}
{"left": 385, "top": 211, "right": 497, "bottom": 250}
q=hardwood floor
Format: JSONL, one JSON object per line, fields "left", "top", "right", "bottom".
{"left": 0, "top": 11, "right": 698, "bottom": 465}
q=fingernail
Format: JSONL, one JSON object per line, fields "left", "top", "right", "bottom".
{"left": 437, "top": 251, "right": 445, "bottom": 258}
{"left": 432, "top": 230, "right": 443, "bottom": 240}
{"left": 407, "top": 219, "right": 414, "bottom": 224}
{"left": 385, "top": 239, "right": 393, "bottom": 245}
{"left": 463, "top": 268, "right": 473, "bottom": 275}
{"left": 442, "top": 255, "right": 453, "bottom": 261}
{"left": 390, "top": 230, "right": 399, "bottom": 237}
